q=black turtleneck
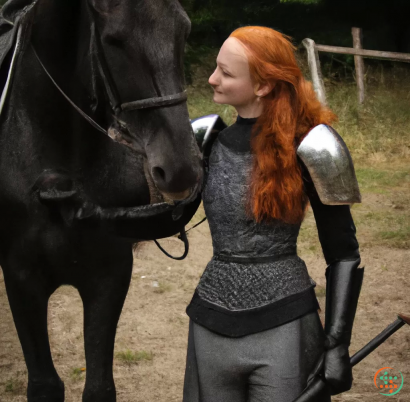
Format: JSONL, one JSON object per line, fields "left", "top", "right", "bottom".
{"left": 218, "top": 115, "right": 256, "bottom": 153}
{"left": 236, "top": 115, "right": 258, "bottom": 125}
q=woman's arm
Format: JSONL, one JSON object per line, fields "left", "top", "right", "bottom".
{"left": 304, "top": 170, "right": 360, "bottom": 265}
{"left": 302, "top": 165, "right": 364, "bottom": 396}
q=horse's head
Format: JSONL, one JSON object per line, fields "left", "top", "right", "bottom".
{"left": 88, "top": 0, "right": 201, "bottom": 200}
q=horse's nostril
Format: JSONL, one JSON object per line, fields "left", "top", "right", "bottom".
{"left": 151, "top": 166, "right": 166, "bottom": 184}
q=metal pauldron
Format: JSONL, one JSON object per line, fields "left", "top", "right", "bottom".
{"left": 297, "top": 124, "right": 361, "bottom": 205}
{"left": 190, "top": 114, "right": 227, "bottom": 152}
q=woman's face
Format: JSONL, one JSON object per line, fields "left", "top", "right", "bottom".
{"left": 209, "top": 38, "right": 258, "bottom": 110}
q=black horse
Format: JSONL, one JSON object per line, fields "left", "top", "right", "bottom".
{"left": 0, "top": 0, "right": 202, "bottom": 401}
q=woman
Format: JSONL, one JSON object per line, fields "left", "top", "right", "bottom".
{"left": 184, "top": 26, "right": 363, "bottom": 402}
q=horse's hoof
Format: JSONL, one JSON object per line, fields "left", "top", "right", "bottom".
{"left": 27, "top": 378, "right": 65, "bottom": 402}
{"left": 82, "top": 384, "right": 116, "bottom": 402}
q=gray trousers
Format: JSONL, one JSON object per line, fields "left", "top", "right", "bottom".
{"left": 183, "top": 311, "right": 331, "bottom": 402}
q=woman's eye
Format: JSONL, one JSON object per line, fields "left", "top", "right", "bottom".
{"left": 222, "top": 71, "right": 230, "bottom": 77}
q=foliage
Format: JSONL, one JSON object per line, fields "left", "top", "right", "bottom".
{"left": 179, "top": 0, "right": 410, "bottom": 66}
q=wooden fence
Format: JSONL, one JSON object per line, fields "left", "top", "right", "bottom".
{"left": 303, "top": 28, "right": 410, "bottom": 105}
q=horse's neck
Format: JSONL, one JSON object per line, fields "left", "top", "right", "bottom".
{"left": 1, "top": 0, "right": 97, "bottom": 169}
{"left": 31, "top": 0, "right": 93, "bottom": 98}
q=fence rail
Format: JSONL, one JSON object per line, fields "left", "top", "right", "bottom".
{"left": 303, "top": 28, "right": 410, "bottom": 105}
{"left": 314, "top": 45, "right": 410, "bottom": 63}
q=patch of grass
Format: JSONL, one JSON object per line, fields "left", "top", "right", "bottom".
{"left": 355, "top": 168, "right": 410, "bottom": 190}
{"left": 153, "top": 281, "right": 172, "bottom": 294}
{"left": 4, "top": 378, "right": 24, "bottom": 394}
{"left": 315, "top": 285, "right": 326, "bottom": 298}
{"left": 116, "top": 350, "right": 154, "bottom": 365}
{"left": 377, "top": 226, "right": 410, "bottom": 249}
{"left": 298, "top": 211, "right": 321, "bottom": 253}
{"left": 353, "top": 207, "right": 410, "bottom": 249}
{"left": 326, "top": 67, "right": 410, "bottom": 161}
{"left": 70, "top": 367, "right": 86, "bottom": 381}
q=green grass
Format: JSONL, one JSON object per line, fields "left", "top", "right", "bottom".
{"left": 70, "top": 367, "right": 86, "bottom": 381}
{"left": 353, "top": 204, "right": 410, "bottom": 249}
{"left": 315, "top": 285, "right": 326, "bottom": 298}
{"left": 4, "top": 378, "right": 24, "bottom": 394}
{"left": 153, "top": 281, "right": 172, "bottom": 294}
{"left": 355, "top": 168, "right": 410, "bottom": 191}
{"left": 326, "top": 68, "right": 410, "bottom": 160}
{"left": 378, "top": 227, "right": 410, "bottom": 248}
{"left": 116, "top": 350, "right": 154, "bottom": 365}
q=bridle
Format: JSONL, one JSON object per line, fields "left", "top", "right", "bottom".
{"left": 31, "top": 22, "right": 187, "bottom": 137}
{"left": 30, "top": 7, "right": 194, "bottom": 260}
{"left": 89, "top": 18, "right": 187, "bottom": 117}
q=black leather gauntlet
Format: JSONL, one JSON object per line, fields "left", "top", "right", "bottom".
{"left": 324, "top": 258, "right": 364, "bottom": 395}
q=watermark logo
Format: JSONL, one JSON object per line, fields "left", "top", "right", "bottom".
{"left": 374, "top": 367, "right": 404, "bottom": 396}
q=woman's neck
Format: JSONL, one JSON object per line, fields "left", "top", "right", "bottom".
{"left": 235, "top": 101, "right": 263, "bottom": 119}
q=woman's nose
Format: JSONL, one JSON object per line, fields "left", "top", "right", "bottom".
{"left": 208, "top": 69, "right": 218, "bottom": 86}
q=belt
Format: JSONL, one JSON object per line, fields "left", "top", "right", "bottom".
{"left": 213, "top": 250, "right": 297, "bottom": 264}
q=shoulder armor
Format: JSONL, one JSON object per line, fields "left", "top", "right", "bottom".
{"left": 190, "top": 114, "right": 227, "bottom": 153}
{"left": 297, "top": 124, "right": 361, "bottom": 205}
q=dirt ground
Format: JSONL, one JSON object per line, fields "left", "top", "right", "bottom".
{"left": 0, "top": 163, "right": 409, "bottom": 402}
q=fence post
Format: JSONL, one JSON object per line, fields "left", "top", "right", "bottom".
{"left": 302, "top": 38, "right": 327, "bottom": 105}
{"left": 352, "top": 27, "right": 365, "bottom": 104}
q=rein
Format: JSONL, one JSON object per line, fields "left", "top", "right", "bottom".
{"left": 153, "top": 216, "right": 207, "bottom": 260}
{"left": 29, "top": 13, "right": 191, "bottom": 260}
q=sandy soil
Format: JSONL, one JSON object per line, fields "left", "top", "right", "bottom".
{"left": 1, "top": 195, "right": 409, "bottom": 401}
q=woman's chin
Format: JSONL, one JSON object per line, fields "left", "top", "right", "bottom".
{"left": 213, "top": 94, "right": 226, "bottom": 104}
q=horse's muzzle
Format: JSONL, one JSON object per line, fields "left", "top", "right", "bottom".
{"left": 143, "top": 158, "right": 202, "bottom": 206}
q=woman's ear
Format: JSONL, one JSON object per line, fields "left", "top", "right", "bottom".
{"left": 255, "top": 81, "right": 274, "bottom": 97}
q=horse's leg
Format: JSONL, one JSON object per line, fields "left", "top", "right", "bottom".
{"left": 3, "top": 262, "right": 64, "bottom": 402}
{"left": 79, "top": 250, "right": 133, "bottom": 402}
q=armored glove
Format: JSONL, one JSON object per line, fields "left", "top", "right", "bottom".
{"left": 323, "top": 258, "right": 364, "bottom": 395}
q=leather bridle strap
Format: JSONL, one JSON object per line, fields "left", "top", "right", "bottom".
{"left": 154, "top": 230, "right": 189, "bottom": 261}
{"left": 90, "top": 20, "right": 187, "bottom": 114}
{"left": 122, "top": 91, "right": 187, "bottom": 111}
{"left": 31, "top": 45, "right": 109, "bottom": 136}
{"left": 31, "top": 21, "right": 187, "bottom": 137}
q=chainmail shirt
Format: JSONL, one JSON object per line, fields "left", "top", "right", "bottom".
{"left": 198, "top": 135, "right": 314, "bottom": 310}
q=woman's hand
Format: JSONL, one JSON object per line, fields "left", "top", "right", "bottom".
{"left": 324, "top": 342, "right": 352, "bottom": 395}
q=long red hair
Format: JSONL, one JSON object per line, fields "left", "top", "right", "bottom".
{"left": 230, "top": 26, "right": 337, "bottom": 224}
